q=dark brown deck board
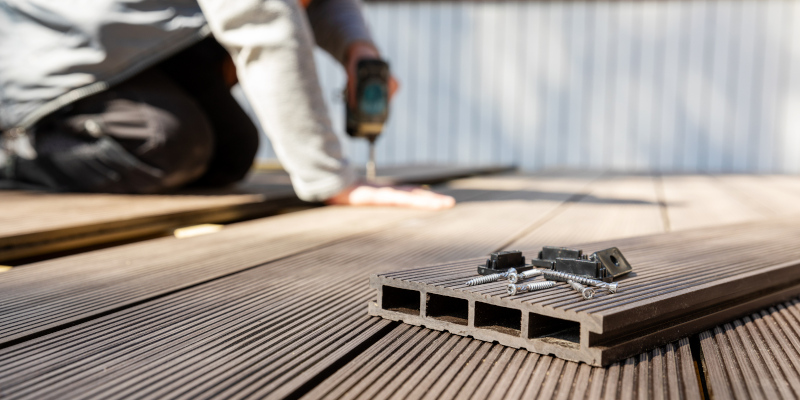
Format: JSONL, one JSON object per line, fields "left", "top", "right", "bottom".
{"left": 308, "top": 174, "right": 798, "bottom": 399}
{"left": 700, "top": 299, "right": 800, "bottom": 399}
{"left": 370, "top": 215, "right": 800, "bottom": 365}
{"left": 0, "top": 206, "right": 432, "bottom": 345}
{"left": 0, "top": 173, "right": 593, "bottom": 399}
{"left": 301, "top": 325, "right": 700, "bottom": 400}
{"left": 3, "top": 173, "right": 800, "bottom": 398}
{"left": 0, "top": 165, "right": 511, "bottom": 263}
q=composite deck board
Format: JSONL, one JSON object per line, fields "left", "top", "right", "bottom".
{"left": 508, "top": 174, "right": 665, "bottom": 250}
{"left": 710, "top": 175, "right": 800, "bottom": 219}
{"left": 0, "top": 173, "right": 294, "bottom": 247}
{"left": 660, "top": 175, "right": 766, "bottom": 232}
{"left": 311, "top": 174, "right": 800, "bottom": 398}
{"left": 3, "top": 173, "right": 800, "bottom": 398}
{"left": 370, "top": 216, "right": 800, "bottom": 365}
{"left": 0, "top": 165, "right": 509, "bottom": 262}
{"left": 0, "top": 173, "right": 596, "bottom": 399}
{"left": 301, "top": 325, "right": 700, "bottom": 400}
{"left": 0, "top": 206, "right": 433, "bottom": 345}
{"left": 700, "top": 298, "right": 800, "bottom": 399}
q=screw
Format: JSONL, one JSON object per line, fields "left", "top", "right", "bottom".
{"left": 466, "top": 268, "right": 517, "bottom": 286}
{"left": 567, "top": 280, "right": 595, "bottom": 300}
{"left": 507, "top": 280, "right": 557, "bottom": 295}
{"left": 541, "top": 270, "right": 619, "bottom": 293}
{"left": 508, "top": 268, "right": 544, "bottom": 284}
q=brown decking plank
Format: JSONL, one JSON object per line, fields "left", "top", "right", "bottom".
{"left": 370, "top": 215, "right": 800, "bottom": 366}
{"left": 698, "top": 330, "right": 737, "bottom": 399}
{"left": 6, "top": 172, "right": 796, "bottom": 399}
{"left": 700, "top": 299, "right": 800, "bottom": 399}
{"left": 660, "top": 175, "right": 765, "bottom": 232}
{"left": 370, "top": 164, "right": 516, "bottom": 185}
{"left": 0, "top": 170, "right": 298, "bottom": 262}
{"left": 0, "top": 173, "right": 596, "bottom": 399}
{"left": 303, "top": 328, "right": 700, "bottom": 400}
{"left": 0, "top": 205, "right": 434, "bottom": 345}
{"left": 0, "top": 165, "right": 510, "bottom": 263}
{"left": 508, "top": 174, "right": 665, "bottom": 250}
{"left": 712, "top": 175, "right": 800, "bottom": 219}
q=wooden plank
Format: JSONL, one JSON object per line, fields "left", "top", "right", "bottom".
{"left": 0, "top": 173, "right": 596, "bottom": 399}
{"left": 4, "top": 172, "right": 796, "bottom": 398}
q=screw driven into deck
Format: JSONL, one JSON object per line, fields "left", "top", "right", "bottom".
{"left": 466, "top": 268, "right": 517, "bottom": 286}
{"left": 541, "top": 270, "right": 619, "bottom": 293}
{"left": 567, "top": 280, "right": 595, "bottom": 300}
{"left": 507, "top": 280, "right": 557, "bottom": 295}
{"left": 508, "top": 268, "right": 544, "bottom": 284}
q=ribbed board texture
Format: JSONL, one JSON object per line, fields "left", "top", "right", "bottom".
{"left": 3, "top": 173, "right": 800, "bottom": 399}
{"left": 0, "top": 174, "right": 600, "bottom": 399}
{"left": 700, "top": 298, "right": 800, "bottom": 399}
{"left": 302, "top": 324, "right": 700, "bottom": 400}
{"left": 379, "top": 218, "right": 800, "bottom": 326}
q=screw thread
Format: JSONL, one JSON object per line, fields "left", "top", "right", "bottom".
{"left": 507, "top": 280, "right": 557, "bottom": 295}
{"left": 541, "top": 270, "right": 618, "bottom": 293}
{"left": 567, "top": 279, "right": 583, "bottom": 291}
{"left": 567, "top": 279, "right": 595, "bottom": 300}
{"left": 508, "top": 268, "right": 544, "bottom": 284}
{"left": 466, "top": 268, "right": 516, "bottom": 286}
{"left": 467, "top": 274, "right": 502, "bottom": 286}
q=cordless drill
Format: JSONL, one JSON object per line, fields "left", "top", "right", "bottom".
{"left": 346, "top": 59, "right": 390, "bottom": 183}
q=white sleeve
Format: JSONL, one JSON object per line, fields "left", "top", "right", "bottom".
{"left": 197, "top": 0, "right": 357, "bottom": 201}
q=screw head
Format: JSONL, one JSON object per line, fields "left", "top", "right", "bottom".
{"left": 606, "top": 282, "right": 619, "bottom": 293}
{"left": 507, "top": 284, "right": 519, "bottom": 295}
{"left": 581, "top": 287, "right": 595, "bottom": 299}
{"left": 508, "top": 273, "right": 519, "bottom": 283}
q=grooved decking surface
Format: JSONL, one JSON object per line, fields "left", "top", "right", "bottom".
{"left": 302, "top": 325, "right": 701, "bottom": 400}
{"left": 1, "top": 172, "right": 800, "bottom": 399}
{"left": 370, "top": 217, "right": 800, "bottom": 366}
{"left": 0, "top": 165, "right": 510, "bottom": 263}
{"left": 699, "top": 299, "right": 800, "bottom": 399}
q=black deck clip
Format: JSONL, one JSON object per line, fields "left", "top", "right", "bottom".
{"left": 591, "top": 247, "right": 633, "bottom": 279}
{"left": 534, "top": 246, "right": 633, "bottom": 282}
{"left": 477, "top": 250, "right": 531, "bottom": 275}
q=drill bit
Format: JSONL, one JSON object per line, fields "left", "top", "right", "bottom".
{"left": 366, "top": 138, "right": 376, "bottom": 183}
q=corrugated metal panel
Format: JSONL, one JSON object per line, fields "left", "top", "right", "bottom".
{"left": 257, "top": 0, "right": 800, "bottom": 174}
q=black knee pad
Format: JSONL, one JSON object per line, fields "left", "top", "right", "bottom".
{"left": 22, "top": 69, "right": 216, "bottom": 194}
{"left": 99, "top": 70, "right": 216, "bottom": 193}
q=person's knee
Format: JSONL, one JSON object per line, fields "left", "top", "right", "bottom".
{"left": 18, "top": 69, "right": 216, "bottom": 194}
{"left": 101, "top": 71, "right": 216, "bottom": 193}
{"left": 135, "top": 99, "right": 215, "bottom": 192}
